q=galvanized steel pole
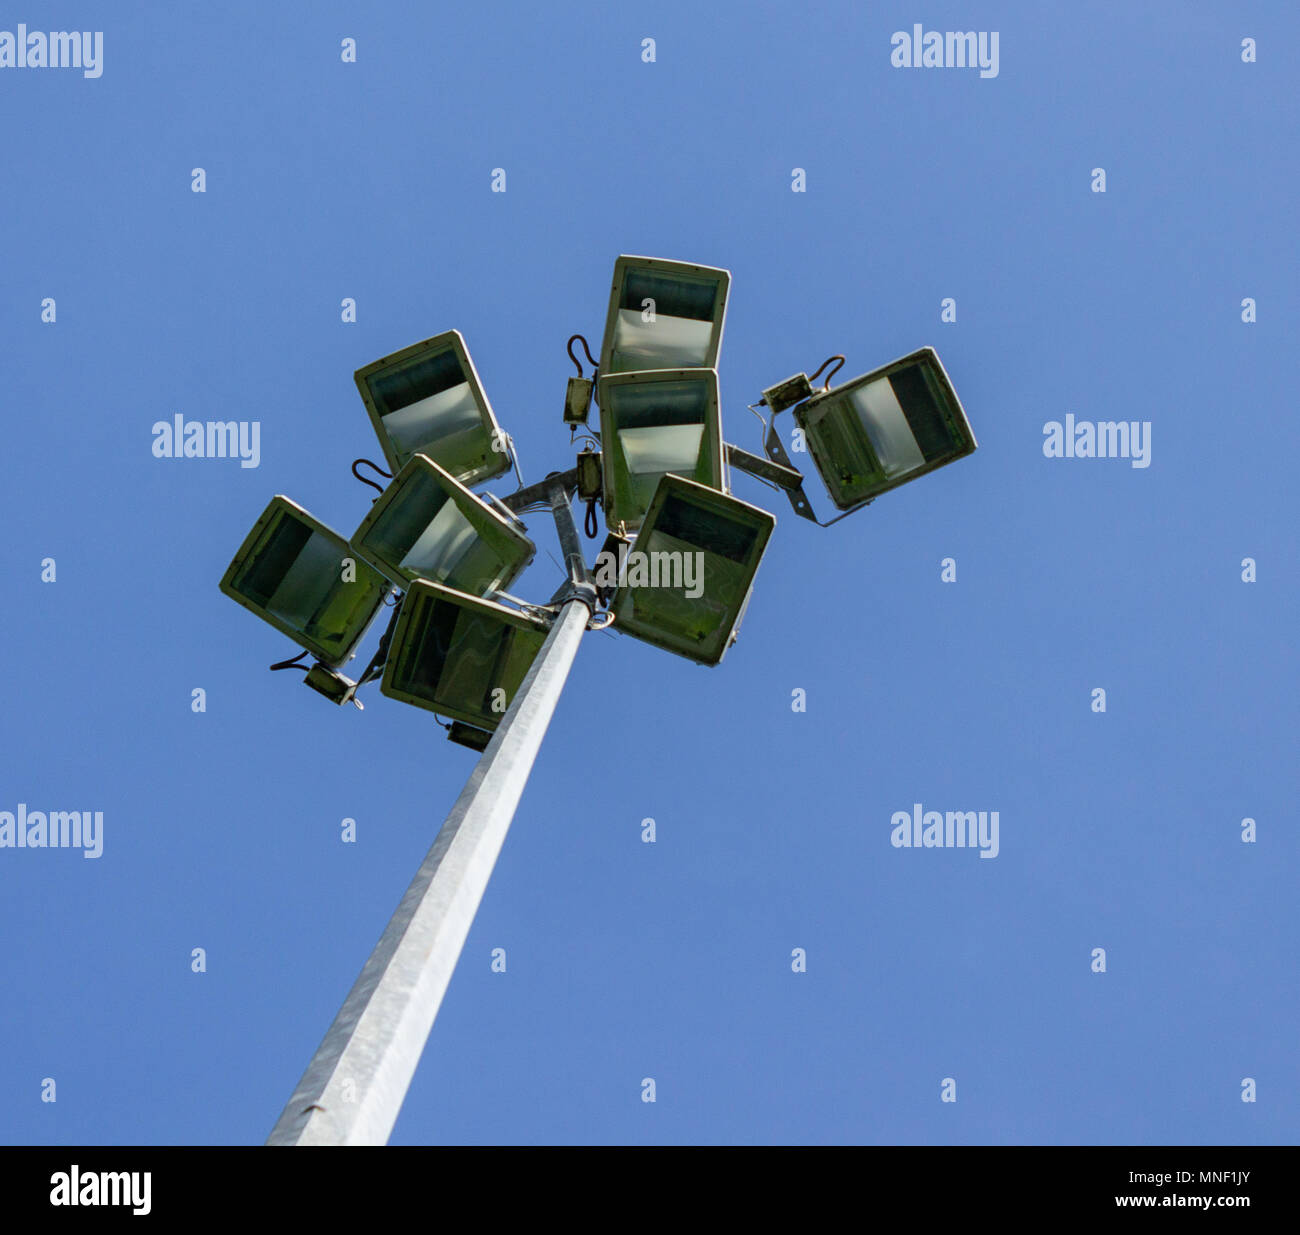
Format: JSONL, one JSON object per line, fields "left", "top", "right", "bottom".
{"left": 268, "top": 487, "right": 593, "bottom": 1146}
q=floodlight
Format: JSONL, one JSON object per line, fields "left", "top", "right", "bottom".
{"left": 350, "top": 453, "right": 534, "bottom": 598}
{"left": 610, "top": 474, "right": 775, "bottom": 666}
{"left": 597, "top": 368, "right": 723, "bottom": 532}
{"left": 253, "top": 255, "right": 999, "bottom": 1147}
{"left": 794, "top": 347, "right": 976, "bottom": 510}
{"left": 599, "top": 256, "right": 730, "bottom": 375}
{"left": 381, "top": 580, "right": 550, "bottom": 730}
{"left": 220, "top": 496, "right": 390, "bottom": 668}
{"left": 355, "top": 330, "right": 510, "bottom": 485}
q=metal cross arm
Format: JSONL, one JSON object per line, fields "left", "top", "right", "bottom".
{"left": 726, "top": 439, "right": 820, "bottom": 524}
{"left": 498, "top": 466, "right": 580, "bottom": 516}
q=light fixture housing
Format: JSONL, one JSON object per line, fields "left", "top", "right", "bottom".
{"left": 610, "top": 474, "right": 775, "bottom": 666}
{"left": 597, "top": 367, "right": 723, "bottom": 532}
{"left": 564, "top": 377, "right": 593, "bottom": 426}
{"left": 350, "top": 453, "right": 534, "bottom": 597}
{"left": 354, "top": 330, "right": 510, "bottom": 486}
{"left": 794, "top": 347, "right": 976, "bottom": 510}
{"left": 381, "top": 580, "right": 550, "bottom": 729}
{"left": 576, "top": 449, "right": 602, "bottom": 502}
{"left": 303, "top": 663, "right": 362, "bottom": 708}
{"left": 598, "top": 256, "right": 730, "bottom": 375}
{"left": 220, "top": 496, "right": 390, "bottom": 668}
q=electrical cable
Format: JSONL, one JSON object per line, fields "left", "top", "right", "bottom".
{"left": 505, "top": 434, "right": 525, "bottom": 488}
{"left": 566, "top": 334, "right": 598, "bottom": 377}
{"left": 352, "top": 458, "right": 392, "bottom": 495}
{"left": 809, "top": 354, "right": 845, "bottom": 390}
{"left": 356, "top": 606, "right": 402, "bottom": 687}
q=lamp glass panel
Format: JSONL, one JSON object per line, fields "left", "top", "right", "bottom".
{"left": 847, "top": 377, "right": 926, "bottom": 478}
{"left": 366, "top": 345, "right": 462, "bottom": 417}
{"left": 360, "top": 468, "right": 452, "bottom": 569}
{"left": 260, "top": 529, "right": 342, "bottom": 630}
{"left": 382, "top": 383, "right": 481, "bottom": 460}
{"left": 606, "top": 267, "right": 724, "bottom": 373}
{"left": 602, "top": 374, "right": 718, "bottom": 529}
{"left": 609, "top": 311, "right": 713, "bottom": 372}
{"left": 618, "top": 423, "right": 705, "bottom": 513}
{"left": 620, "top": 270, "right": 720, "bottom": 321}
{"left": 889, "top": 361, "right": 961, "bottom": 462}
{"left": 401, "top": 498, "right": 479, "bottom": 578}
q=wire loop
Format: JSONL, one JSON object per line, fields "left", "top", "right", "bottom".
{"left": 352, "top": 458, "right": 393, "bottom": 494}
{"left": 566, "top": 334, "right": 599, "bottom": 377}
{"left": 809, "top": 355, "right": 845, "bottom": 390}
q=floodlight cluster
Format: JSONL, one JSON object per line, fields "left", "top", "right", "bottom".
{"left": 219, "top": 255, "right": 977, "bottom": 748}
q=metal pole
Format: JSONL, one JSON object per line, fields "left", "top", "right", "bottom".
{"left": 267, "top": 489, "right": 594, "bottom": 1146}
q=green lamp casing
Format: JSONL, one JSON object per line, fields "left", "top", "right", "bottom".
{"left": 220, "top": 496, "right": 390, "bottom": 668}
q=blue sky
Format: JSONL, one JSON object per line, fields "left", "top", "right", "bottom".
{"left": 1, "top": 0, "right": 1295, "bottom": 1145}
